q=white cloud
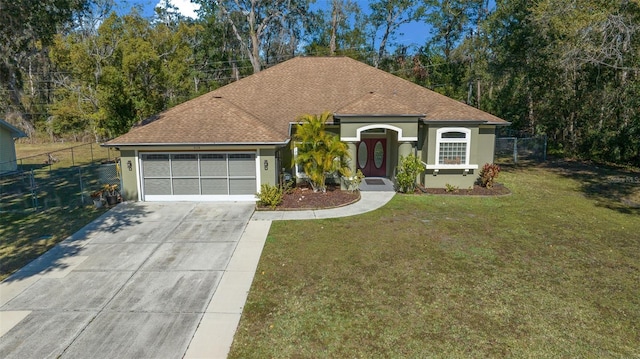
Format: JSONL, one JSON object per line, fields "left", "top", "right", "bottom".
{"left": 156, "top": 0, "right": 200, "bottom": 19}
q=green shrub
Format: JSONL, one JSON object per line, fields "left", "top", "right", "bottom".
{"left": 395, "top": 154, "right": 425, "bottom": 193}
{"left": 342, "top": 168, "right": 365, "bottom": 192}
{"left": 257, "top": 184, "right": 284, "bottom": 209}
{"left": 445, "top": 183, "right": 459, "bottom": 193}
{"left": 479, "top": 163, "right": 501, "bottom": 188}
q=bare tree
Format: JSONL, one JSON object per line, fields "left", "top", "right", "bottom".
{"left": 202, "top": 0, "right": 312, "bottom": 73}
{"left": 368, "top": 0, "right": 431, "bottom": 67}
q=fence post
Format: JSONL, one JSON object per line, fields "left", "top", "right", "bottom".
{"left": 90, "top": 143, "right": 94, "bottom": 162}
{"left": 543, "top": 135, "right": 547, "bottom": 161}
{"left": 71, "top": 147, "right": 75, "bottom": 166}
{"left": 30, "top": 169, "right": 38, "bottom": 211}
{"left": 79, "top": 167, "right": 85, "bottom": 205}
{"left": 513, "top": 139, "right": 518, "bottom": 164}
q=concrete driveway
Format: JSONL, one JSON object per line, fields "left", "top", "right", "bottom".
{"left": 0, "top": 202, "right": 267, "bottom": 359}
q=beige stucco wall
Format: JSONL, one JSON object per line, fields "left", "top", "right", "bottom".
{"left": 339, "top": 116, "right": 419, "bottom": 140}
{"left": 119, "top": 150, "right": 138, "bottom": 201}
{"left": 0, "top": 129, "right": 18, "bottom": 173}
{"left": 477, "top": 126, "right": 497, "bottom": 165}
{"left": 259, "top": 148, "right": 277, "bottom": 187}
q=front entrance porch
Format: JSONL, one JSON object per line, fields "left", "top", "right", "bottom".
{"left": 342, "top": 123, "right": 418, "bottom": 187}
{"left": 358, "top": 177, "right": 395, "bottom": 192}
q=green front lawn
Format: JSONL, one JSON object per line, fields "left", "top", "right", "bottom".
{"left": 230, "top": 162, "right": 640, "bottom": 358}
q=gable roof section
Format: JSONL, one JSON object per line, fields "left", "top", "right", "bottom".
{"left": 0, "top": 119, "right": 27, "bottom": 138}
{"left": 109, "top": 97, "right": 284, "bottom": 145}
{"left": 107, "top": 57, "right": 507, "bottom": 146}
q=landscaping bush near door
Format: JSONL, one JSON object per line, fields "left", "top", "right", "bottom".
{"left": 395, "top": 154, "right": 425, "bottom": 193}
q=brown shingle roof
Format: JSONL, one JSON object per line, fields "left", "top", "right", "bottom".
{"left": 107, "top": 57, "right": 507, "bottom": 146}
{"left": 336, "top": 92, "right": 424, "bottom": 116}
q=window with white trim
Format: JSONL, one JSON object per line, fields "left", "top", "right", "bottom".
{"left": 435, "top": 128, "right": 471, "bottom": 165}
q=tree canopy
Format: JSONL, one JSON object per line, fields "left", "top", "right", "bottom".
{"left": 1, "top": 0, "right": 639, "bottom": 166}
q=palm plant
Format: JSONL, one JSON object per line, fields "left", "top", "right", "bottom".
{"left": 292, "top": 112, "right": 350, "bottom": 192}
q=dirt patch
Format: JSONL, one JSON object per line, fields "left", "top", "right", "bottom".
{"left": 419, "top": 183, "right": 511, "bottom": 196}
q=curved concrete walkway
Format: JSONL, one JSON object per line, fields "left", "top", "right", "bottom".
{"left": 252, "top": 191, "right": 396, "bottom": 221}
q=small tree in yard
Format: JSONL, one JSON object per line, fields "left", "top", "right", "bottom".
{"left": 395, "top": 154, "right": 425, "bottom": 193}
{"left": 292, "top": 112, "right": 350, "bottom": 193}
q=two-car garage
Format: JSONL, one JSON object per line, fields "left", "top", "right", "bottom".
{"left": 139, "top": 152, "right": 258, "bottom": 201}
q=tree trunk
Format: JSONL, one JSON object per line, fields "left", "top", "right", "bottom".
{"left": 249, "top": 30, "right": 261, "bottom": 73}
{"left": 527, "top": 89, "right": 535, "bottom": 135}
{"left": 330, "top": 1, "right": 338, "bottom": 55}
{"left": 376, "top": 21, "right": 392, "bottom": 68}
{"left": 232, "top": 61, "right": 240, "bottom": 81}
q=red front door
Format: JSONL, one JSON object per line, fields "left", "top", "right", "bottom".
{"left": 357, "top": 138, "right": 386, "bottom": 177}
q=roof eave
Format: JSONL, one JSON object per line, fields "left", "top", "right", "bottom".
{"left": 421, "top": 119, "right": 507, "bottom": 125}
{"left": 0, "top": 120, "right": 27, "bottom": 138}
{"left": 102, "top": 140, "right": 290, "bottom": 148}
{"left": 334, "top": 113, "right": 425, "bottom": 118}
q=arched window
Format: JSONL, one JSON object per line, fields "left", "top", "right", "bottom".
{"left": 435, "top": 128, "right": 471, "bottom": 166}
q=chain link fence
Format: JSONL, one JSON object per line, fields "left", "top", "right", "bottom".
{"left": 0, "top": 161, "right": 121, "bottom": 213}
{"left": 5, "top": 142, "right": 116, "bottom": 172}
{"left": 495, "top": 136, "right": 547, "bottom": 164}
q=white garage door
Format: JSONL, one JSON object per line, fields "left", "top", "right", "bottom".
{"left": 140, "top": 152, "right": 257, "bottom": 201}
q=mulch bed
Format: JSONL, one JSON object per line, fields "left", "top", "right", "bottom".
{"left": 258, "top": 184, "right": 360, "bottom": 210}
{"left": 418, "top": 183, "right": 511, "bottom": 196}
{"left": 258, "top": 183, "right": 510, "bottom": 210}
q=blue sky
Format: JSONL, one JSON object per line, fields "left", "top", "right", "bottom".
{"left": 114, "top": 0, "right": 440, "bottom": 51}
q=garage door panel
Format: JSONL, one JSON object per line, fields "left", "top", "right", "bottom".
{"left": 142, "top": 154, "right": 169, "bottom": 177}
{"left": 228, "top": 154, "right": 255, "bottom": 176}
{"left": 229, "top": 178, "right": 256, "bottom": 195}
{"left": 171, "top": 154, "right": 198, "bottom": 176}
{"left": 144, "top": 178, "right": 171, "bottom": 195}
{"left": 172, "top": 178, "right": 200, "bottom": 195}
{"left": 201, "top": 178, "right": 228, "bottom": 195}
{"left": 200, "top": 154, "right": 227, "bottom": 176}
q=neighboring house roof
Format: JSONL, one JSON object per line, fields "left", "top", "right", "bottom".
{"left": 106, "top": 56, "right": 508, "bottom": 146}
{"left": 0, "top": 119, "right": 27, "bottom": 138}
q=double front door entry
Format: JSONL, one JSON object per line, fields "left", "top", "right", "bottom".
{"left": 357, "top": 138, "right": 386, "bottom": 177}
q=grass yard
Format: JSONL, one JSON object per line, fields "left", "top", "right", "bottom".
{"left": 15, "top": 141, "right": 116, "bottom": 170}
{"left": 229, "top": 161, "right": 640, "bottom": 358}
{"left": 0, "top": 142, "right": 114, "bottom": 281}
{"left": 0, "top": 207, "right": 107, "bottom": 281}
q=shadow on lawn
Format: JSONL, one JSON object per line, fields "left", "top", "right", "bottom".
{"left": 2, "top": 203, "right": 151, "bottom": 283}
{"left": 541, "top": 160, "right": 640, "bottom": 215}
